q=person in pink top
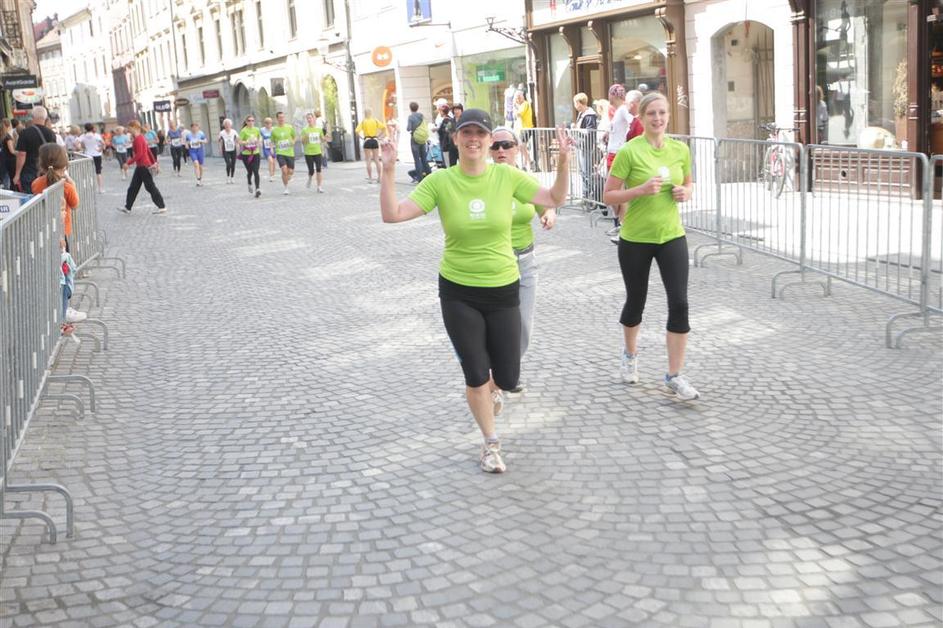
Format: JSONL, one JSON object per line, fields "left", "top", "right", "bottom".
{"left": 117, "top": 120, "right": 166, "bottom": 215}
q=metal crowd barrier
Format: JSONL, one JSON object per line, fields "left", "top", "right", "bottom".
{"left": 69, "top": 154, "right": 126, "bottom": 282}
{"left": 523, "top": 128, "right": 610, "bottom": 222}
{"left": 564, "top": 131, "right": 941, "bottom": 347}
{"left": 1, "top": 183, "right": 76, "bottom": 544}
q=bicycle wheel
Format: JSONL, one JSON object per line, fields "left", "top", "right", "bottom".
{"left": 760, "top": 146, "right": 773, "bottom": 190}
{"left": 770, "top": 150, "right": 786, "bottom": 198}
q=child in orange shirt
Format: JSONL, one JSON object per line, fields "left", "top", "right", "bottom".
{"left": 32, "top": 144, "right": 79, "bottom": 251}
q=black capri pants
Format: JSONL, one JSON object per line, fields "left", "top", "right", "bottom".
{"left": 92, "top": 155, "right": 102, "bottom": 174}
{"left": 439, "top": 276, "right": 521, "bottom": 390}
{"left": 170, "top": 145, "right": 184, "bottom": 172}
{"left": 618, "top": 235, "right": 690, "bottom": 334}
{"left": 305, "top": 154, "right": 323, "bottom": 176}
{"left": 223, "top": 150, "right": 237, "bottom": 177}
{"left": 242, "top": 153, "right": 260, "bottom": 188}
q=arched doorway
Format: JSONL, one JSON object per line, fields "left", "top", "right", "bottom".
{"left": 233, "top": 83, "right": 251, "bottom": 121}
{"left": 711, "top": 21, "right": 775, "bottom": 139}
{"left": 321, "top": 75, "right": 339, "bottom": 131}
{"left": 257, "top": 87, "right": 274, "bottom": 120}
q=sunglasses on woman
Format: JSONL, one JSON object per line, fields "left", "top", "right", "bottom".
{"left": 489, "top": 140, "right": 517, "bottom": 151}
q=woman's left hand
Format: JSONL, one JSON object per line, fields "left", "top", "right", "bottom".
{"left": 540, "top": 208, "right": 557, "bottom": 230}
{"left": 555, "top": 126, "right": 574, "bottom": 157}
{"left": 672, "top": 185, "right": 690, "bottom": 202}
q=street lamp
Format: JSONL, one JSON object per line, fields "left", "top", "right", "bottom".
{"left": 317, "top": 38, "right": 360, "bottom": 161}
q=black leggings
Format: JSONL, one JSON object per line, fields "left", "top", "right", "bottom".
{"left": 223, "top": 150, "right": 237, "bottom": 177}
{"left": 618, "top": 236, "right": 690, "bottom": 333}
{"left": 170, "top": 146, "right": 183, "bottom": 172}
{"left": 242, "top": 154, "right": 260, "bottom": 188}
{"left": 304, "top": 154, "right": 323, "bottom": 176}
{"left": 440, "top": 285, "right": 521, "bottom": 389}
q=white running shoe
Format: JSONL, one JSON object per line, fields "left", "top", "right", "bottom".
{"left": 480, "top": 441, "right": 507, "bottom": 474}
{"left": 317, "top": 186, "right": 324, "bottom": 193}
{"left": 255, "top": 188, "right": 262, "bottom": 198}
{"left": 620, "top": 351, "right": 639, "bottom": 384}
{"left": 491, "top": 390, "right": 504, "bottom": 416}
{"left": 665, "top": 374, "right": 700, "bottom": 400}
{"left": 282, "top": 188, "right": 289, "bottom": 195}
{"left": 65, "top": 307, "right": 87, "bottom": 323}
{"left": 269, "top": 176, "right": 274, "bottom": 182}
{"left": 151, "top": 207, "right": 167, "bottom": 214}
{"left": 248, "top": 184, "right": 254, "bottom": 194}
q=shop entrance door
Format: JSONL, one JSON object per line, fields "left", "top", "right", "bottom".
{"left": 577, "top": 61, "right": 604, "bottom": 105}
{"left": 710, "top": 21, "right": 775, "bottom": 140}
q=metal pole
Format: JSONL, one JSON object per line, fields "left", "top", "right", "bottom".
{"left": 344, "top": 0, "right": 360, "bottom": 161}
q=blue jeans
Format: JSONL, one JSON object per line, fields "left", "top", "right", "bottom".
{"left": 516, "top": 249, "right": 538, "bottom": 356}
{"left": 61, "top": 284, "right": 72, "bottom": 321}
{"left": 408, "top": 141, "right": 431, "bottom": 181}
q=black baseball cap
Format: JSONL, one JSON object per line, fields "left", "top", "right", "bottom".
{"left": 454, "top": 108, "right": 493, "bottom": 132}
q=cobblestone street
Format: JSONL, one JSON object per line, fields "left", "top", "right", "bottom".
{"left": 1, "top": 156, "right": 941, "bottom": 628}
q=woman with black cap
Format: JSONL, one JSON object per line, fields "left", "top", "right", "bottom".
{"left": 379, "top": 108, "right": 573, "bottom": 474}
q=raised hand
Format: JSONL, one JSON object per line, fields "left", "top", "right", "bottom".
{"left": 555, "top": 126, "right": 574, "bottom": 156}
{"left": 379, "top": 140, "right": 397, "bottom": 170}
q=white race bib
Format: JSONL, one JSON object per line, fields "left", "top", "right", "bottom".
{"left": 263, "top": 138, "right": 273, "bottom": 149}
{"left": 308, "top": 133, "right": 320, "bottom": 145}
{"left": 116, "top": 145, "right": 127, "bottom": 153}
{"left": 171, "top": 138, "right": 182, "bottom": 147}
{"left": 224, "top": 137, "right": 235, "bottom": 150}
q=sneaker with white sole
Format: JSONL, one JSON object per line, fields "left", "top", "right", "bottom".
{"left": 620, "top": 351, "right": 639, "bottom": 384}
{"left": 151, "top": 207, "right": 167, "bottom": 214}
{"left": 665, "top": 374, "right": 700, "bottom": 400}
{"left": 255, "top": 188, "right": 262, "bottom": 198}
{"left": 282, "top": 188, "right": 290, "bottom": 195}
{"left": 248, "top": 184, "right": 254, "bottom": 194}
{"left": 65, "top": 307, "right": 87, "bottom": 323}
{"left": 480, "top": 441, "right": 507, "bottom": 473}
{"left": 317, "top": 186, "right": 324, "bottom": 193}
{"left": 491, "top": 390, "right": 504, "bottom": 416}
{"left": 505, "top": 383, "right": 525, "bottom": 398}
{"left": 115, "top": 206, "right": 131, "bottom": 214}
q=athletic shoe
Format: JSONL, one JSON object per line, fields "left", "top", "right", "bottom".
{"left": 620, "top": 351, "right": 639, "bottom": 384}
{"left": 282, "top": 188, "right": 289, "bottom": 195}
{"left": 269, "top": 176, "right": 274, "bottom": 182}
{"left": 65, "top": 307, "right": 87, "bottom": 323}
{"left": 317, "top": 186, "right": 324, "bottom": 193}
{"left": 196, "top": 180, "right": 202, "bottom": 187}
{"left": 665, "top": 374, "right": 700, "bottom": 400}
{"left": 610, "top": 235, "right": 620, "bottom": 245}
{"left": 255, "top": 188, "right": 261, "bottom": 198}
{"left": 151, "top": 207, "right": 167, "bottom": 215}
{"left": 115, "top": 206, "right": 130, "bottom": 214}
{"left": 480, "top": 441, "right": 507, "bottom": 474}
{"left": 505, "top": 383, "right": 525, "bottom": 400}
{"left": 605, "top": 225, "right": 620, "bottom": 236}
{"left": 491, "top": 390, "right": 504, "bottom": 416}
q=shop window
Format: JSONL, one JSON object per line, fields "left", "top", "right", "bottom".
{"left": 549, "top": 32, "right": 573, "bottom": 126}
{"left": 460, "top": 47, "right": 527, "bottom": 125}
{"left": 610, "top": 16, "right": 667, "bottom": 94}
{"left": 815, "top": 0, "right": 907, "bottom": 146}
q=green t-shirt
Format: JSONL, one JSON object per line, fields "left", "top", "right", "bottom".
{"left": 610, "top": 135, "right": 690, "bottom": 244}
{"left": 302, "top": 126, "right": 325, "bottom": 156}
{"left": 409, "top": 163, "right": 540, "bottom": 287}
{"left": 510, "top": 199, "right": 537, "bottom": 251}
{"left": 239, "top": 127, "right": 262, "bottom": 155}
{"left": 271, "top": 124, "right": 296, "bottom": 156}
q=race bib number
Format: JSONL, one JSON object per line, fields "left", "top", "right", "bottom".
{"left": 171, "top": 138, "right": 182, "bottom": 147}
{"left": 308, "top": 133, "right": 321, "bottom": 145}
{"left": 224, "top": 137, "right": 235, "bottom": 150}
{"left": 263, "top": 139, "right": 273, "bottom": 149}
{"left": 244, "top": 142, "right": 257, "bottom": 152}
{"left": 116, "top": 146, "right": 127, "bottom": 153}
{"left": 277, "top": 140, "right": 291, "bottom": 151}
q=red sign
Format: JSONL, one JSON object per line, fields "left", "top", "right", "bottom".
{"left": 202, "top": 89, "right": 220, "bottom": 98}
{"left": 371, "top": 46, "right": 392, "bottom": 68}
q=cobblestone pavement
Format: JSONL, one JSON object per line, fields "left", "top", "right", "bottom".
{"left": 1, "top": 156, "right": 941, "bottom": 628}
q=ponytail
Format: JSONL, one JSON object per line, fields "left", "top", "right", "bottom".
{"left": 45, "top": 164, "right": 62, "bottom": 185}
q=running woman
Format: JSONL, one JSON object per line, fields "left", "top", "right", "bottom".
{"left": 167, "top": 120, "right": 184, "bottom": 177}
{"left": 271, "top": 111, "right": 296, "bottom": 195}
{"left": 603, "top": 92, "right": 699, "bottom": 401}
{"left": 112, "top": 127, "right": 130, "bottom": 180}
{"left": 79, "top": 122, "right": 105, "bottom": 193}
{"left": 355, "top": 108, "right": 385, "bottom": 183}
{"left": 219, "top": 118, "right": 239, "bottom": 184}
{"left": 260, "top": 117, "right": 276, "bottom": 181}
{"left": 488, "top": 126, "right": 556, "bottom": 385}
{"left": 116, "top": 120, "right": 166, "bottom": 215}
{"left": 239, "top": 114, "right": 262, "bottom": 197}
{"left": 301, "top": 112, "right": 326, "bottom": 193}
{"left": 378, "top": 109, "right": 573, "bottom": 474}
{"left": 144, "top": 125, "right": 159, "bottom": 162}
{"left": 186, "top": 122, "right": 207, "bottom": 186}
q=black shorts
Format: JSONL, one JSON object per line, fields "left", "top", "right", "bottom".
{"left": 305, "top": 154, "right": 323, "bottom": 174}
{"left": 115, "top": 151, "right": 128, "bottom": 165}
{"left": 363, "top": 138, "right": 379, "bottom": 150}
{"left": 92, "top": 155, "right": 102, "bottom": 174}
{"left": 276, "top": 155, "right": 295, "bottom": 170}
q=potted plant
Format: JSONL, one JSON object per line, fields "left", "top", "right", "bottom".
{"left": 892, "top": 60, "right": 908, "bottom": 145}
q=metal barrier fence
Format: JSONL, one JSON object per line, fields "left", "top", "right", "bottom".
{"left": 69, "top": 154, "right": 125, "bottom": 280}
{"left": 564, "top": 131, "right": 941, "bottom": 348}
{"left": 523, "top": 128, "right": 610, "bottom": 222}
{"left": 1, "top": 183, "right": 75, "bottom": 543}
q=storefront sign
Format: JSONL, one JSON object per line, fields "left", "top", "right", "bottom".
{"left": 153, "top": 100, "right": 172, "bottom": 112}
{"left": 2, "top": 74, "right": 37, "bottom": 89}
{"left": 531, "top": 0, "right": 648, "bottom": 27}
{"left": 11, "top": 87, "right": 43, "bottom": 104}
{"left": 372, "top": 46, "right": 393, "bottom": 67}
{"left": 476, "top": 66, "right": 506, "bottom": 83}
{"left": 202, "top": 89, "right": 220, "bottom": 98}
{"left": 407, "top": 0, "right": 431, "bottom": 25}
{"left": 174, "top": 98, "right": 190, "bottom": 107}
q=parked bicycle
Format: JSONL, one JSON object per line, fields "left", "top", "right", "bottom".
{"left": 759, "top": 123, "right": 798, "bottom": 199}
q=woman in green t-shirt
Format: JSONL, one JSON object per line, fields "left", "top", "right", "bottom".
{"left": 488, "top": 126, "right": 556, "bottom": 374}
{"left": 238, "top": 115, "right": 263, "bottom": 198}
{"left": 379, "top": 109, "right": 573, "bottom": 474}
{"left": 603, "top": 92, "right": 700, "bottom": 401}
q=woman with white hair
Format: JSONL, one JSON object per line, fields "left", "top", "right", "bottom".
{"left": 218, "top": 118, "right": 239, "bottom": 184}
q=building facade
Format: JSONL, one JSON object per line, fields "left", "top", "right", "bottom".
{"left": 1, "top": 0, "right": 41, "bottom": 119}
{"left": 36, "top": 27, "right": 69, "bottom": 126}
{"left": 59, "top": 6, "right": 116, "bottom": 127}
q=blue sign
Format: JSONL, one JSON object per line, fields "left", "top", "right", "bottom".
{"left": 407, "top": 0, "right": 431, "bottom": 24}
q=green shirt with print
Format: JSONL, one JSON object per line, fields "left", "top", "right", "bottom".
{"left": 610, "top": 135, "right": 690, "bottom": 244}
{"left": 302, "top": 126, "right": 325, "bottom": 156}
{"left": 271, "top": 124, "right": 296, "bottom": 157}
{"left": 239, "top": 127, "right": 262, "bottom": 155}
{"left": 409, "top": 163, "right": 541, "bottom": 287}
